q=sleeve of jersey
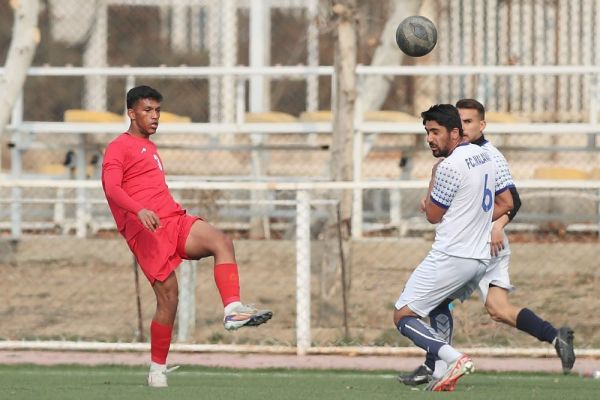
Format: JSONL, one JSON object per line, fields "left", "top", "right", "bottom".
{"left": 493, "top": 152, "right": 515, "bottom": 195}
{"left": 102, "top": 145, "right": 144, "bottom": 214}
{"left": 430, "top": 161, "right": 461, "bottom": 210}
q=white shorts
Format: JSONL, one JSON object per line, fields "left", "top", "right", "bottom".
{"left": 475, "top": 254, "right": 514, "bottom": 303}
{"left": 395, "top": 249, "right": 488, "bottom": 318}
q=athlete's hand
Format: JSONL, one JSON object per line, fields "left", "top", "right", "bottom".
{"left": 137, "top": 209, "right": 160, "bottom": 232}
{"left": 419, "top": 197, "right": 427, "bottom": 213}
{"left": 490, "top": 223, "right": 505, "bottom": 257}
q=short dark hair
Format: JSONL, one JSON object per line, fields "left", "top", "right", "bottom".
{"left": 126, "top": 85, "right": 163, "bottom": 109}
{"left": 421, "top": 104, "right": 464, "bottom": 136}
{"left": 456, "top": 98, "right": 485, "bottom": 120}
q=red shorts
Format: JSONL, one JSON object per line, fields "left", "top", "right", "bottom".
{"left": 126, "top": 213, "right": 200, "bottom": 284}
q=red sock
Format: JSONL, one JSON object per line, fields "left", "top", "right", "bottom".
{"left": 214, "top": 263, "right": 241, "bottom": 306}
{"left": 150, "top": 320, "right": 172, "bottom": 364}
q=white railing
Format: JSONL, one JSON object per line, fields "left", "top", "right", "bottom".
{"left": 3, "top": 65, "right": 600, "bottom": 239}
{"left": 0, "top": 179, "right": 600, "bottom": 356}
{"left": 2, "top": 178, "right": 600, "bottom": 238}
{"left": 3, "top": 64, "right": 600, "bottom": 130}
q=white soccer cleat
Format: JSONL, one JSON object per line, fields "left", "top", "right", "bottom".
{"left": 223, "top": 303, "right": 273, "bottom": 331}
{"left": 147, "top": 365, "right": 180, "bottom": 388}
{"left": 425, "top": 355, "right": 474, "bottom": 392}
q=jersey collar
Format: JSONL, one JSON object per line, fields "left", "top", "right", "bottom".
{"left": 472, "top": 134, "right": 488, "bottom": 146}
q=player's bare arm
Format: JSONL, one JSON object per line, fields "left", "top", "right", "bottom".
{"left": 492, "top": 188, "right": 513, "bottom": 221}
{"left": 491, "top": 186, "right": 520, "bottom": 256}
{"left": 490, "top": 214, "right": 509, "bottom": 257}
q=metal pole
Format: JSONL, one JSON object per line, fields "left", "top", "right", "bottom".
{"left": 352, "top": 75, "right": 364, "bottom": 238}
{"left": 177, "top": 260, "right": 197, "bottom": 342}
{"left": 75, "top": 135, "right": 87, "bottom": 238}
{"left": 132, "top": 256, "right": 145, "bottom": 342}
{"left": 336, "top": 202, "right": 349, "bottom": 338}
{"left": 296, "top": 190, "right": 311, "bottom": 355}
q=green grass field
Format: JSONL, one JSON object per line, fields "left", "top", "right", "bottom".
{"left": 1, "top": 364, "right": 598, "bottom": 400}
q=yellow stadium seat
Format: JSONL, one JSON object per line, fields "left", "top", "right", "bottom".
{"left": 485, "top": 111, "right": 527, "bottom": 123}
{"left": 244, "top": 112, "right": 297, "bottom": 123}
{"left": 38, "top": 163, "right": 68, "bottom": 176}
{"left": 299, "top": 110, "right": 332, "bottom": 122}
{"left": 533, "top": 167, "right": 589, "bottom": 180}
{"left": 589, "top": 168, "right": 600, "bottom": 180}
{"left": 160, "top": 112, "right": 191, "bottom": 123}
{"left": 64, "top": 109, "right": 123, "bottom": 123}
{"left": 37, "top": 163, "right": 97, "bottom": 178}
{"left": 363, "top": 110, "right": 419, "bottom": 122}
{"left": 299, "top": 110, "right": 420, "bottom": 123}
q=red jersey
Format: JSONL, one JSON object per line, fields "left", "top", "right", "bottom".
{"left": 102, "top": 133, "right": 184, "bottom": 238}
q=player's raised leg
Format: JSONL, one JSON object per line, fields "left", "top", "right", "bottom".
{"left": 184, "top": 219, "right": 273, "bottom": 330}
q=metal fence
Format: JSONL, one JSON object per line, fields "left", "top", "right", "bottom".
{"left": 1, "top": 0, "right": 600, "bottom": 355}
{"left": 1, "top": 180, "right": 599, "bottom": 355}
{"left": 3, "top": 64, "right": 600, "bottom": 182}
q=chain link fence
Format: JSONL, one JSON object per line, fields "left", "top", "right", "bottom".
{"left": 2, "top": 0, "right": 600, "bottom": 176}
{"left": 0, "top": 183, "right": 599, "bottom": 350}
{"left": 0, "top": 0, "right": 599, "bottom": 352}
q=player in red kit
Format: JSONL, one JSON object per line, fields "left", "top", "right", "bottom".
{"left": 102, "top": 86, "right": 272, "bottom": 388}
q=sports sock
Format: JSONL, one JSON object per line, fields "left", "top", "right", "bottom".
{"left": 432, "top": 359, "right": 448, "bottom": 379}
{"left": 437, "top": 345, "right": 462, "bottom": 364}
{"left": 150, "top": 361, "right": 166, "bottom": 372}
{"left": 424, "top": 299, "right": 453, "bottom": 370}
{"left": 396, "top": 316, "right": 447, "bottom": 356}
{"left": 150, "top": 320, "right": 173, "bottom": 364}
{"left": 430, "top": 299, "right": 454, "bottom": 343}
{"left": 224, "top": 301, "right": 242, "bottom": 316}
{"left": 424, "top": 351, "right": 436, "bottom": 371}
{"left": 516, "top": 308, "right": 558, "bottom": 343}
{"left": 214, "top": 263, "right": 241, "bottom": 307}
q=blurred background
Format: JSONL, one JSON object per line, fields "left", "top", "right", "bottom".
{"left": 0, "top": 0, "right": 598, "bottom": 354}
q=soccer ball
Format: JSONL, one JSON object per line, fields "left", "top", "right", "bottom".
{"left": 395, "top": 16, "right": 437, "bottom": 57}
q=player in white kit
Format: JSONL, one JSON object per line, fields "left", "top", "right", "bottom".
{"left": 393, "top": 104, "right": 513, "bottom": 392}
{"left": 399, "top": 100, "right": 576, "bottom": 387}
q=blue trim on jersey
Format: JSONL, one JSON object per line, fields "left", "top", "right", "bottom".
{"left": 430, "top": 194, "right": 450, "bottom": 209}
{"left": 495, "top": 183, "right": 515, "bottom": 196}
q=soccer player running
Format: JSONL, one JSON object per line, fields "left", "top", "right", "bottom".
{"left": 102, "top": 86, "right": 273, "bottom": 388}
{"left": 398, "top": 99, "right": 576, "bottom": 387}
{"left": 393, "top": 104, "right": 513, "bottom": 392}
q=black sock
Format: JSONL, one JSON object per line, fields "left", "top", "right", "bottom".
{"left": 424, "top": 353, "right": 436, "bottom": 371}
{"left": 516, "top": 308, "right": 558, "bottom": 344}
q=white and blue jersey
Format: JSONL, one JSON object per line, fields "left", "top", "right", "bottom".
{"left": 430, "top": 142, "right": 499, "bottom": 260}
{"left": 480, "top": 139, "right": 515, "bottom": 257}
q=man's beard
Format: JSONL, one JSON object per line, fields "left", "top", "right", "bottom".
{"left": 431, "top": 148, "right": 448, "bottom": 158}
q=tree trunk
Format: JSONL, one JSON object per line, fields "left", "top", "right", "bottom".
{"left": 361, "top": 0, "right": 423, "bottom": 112}
{"left": 317, "top": 1, "right": 357, "bottom": 327}
{"left": 331, "top": 0, "right": 357, "bottom": 221}
{"left": 0, "top": 0, "right": 40, "bottom": 136}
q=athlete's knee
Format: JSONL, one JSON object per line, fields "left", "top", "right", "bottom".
{"left": 393, "top": 307, "right": 416, "bottom": 329}
{"left": 209, "top": 227, "right": 232, "bottom": 250}
{"left": 486, "top": 306, "right": 504, "bottom": 323}
{"left": 393, "top": 311, "right": 402, "bottom": 327}
{"left": 485, "top": 300, "right": 512, "bottom": 324}
{"left": 156, "top": 284, "right": 179, "bottom": 309}
{"left": 393, "top": 313, "right": 406, "bottom": 330}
